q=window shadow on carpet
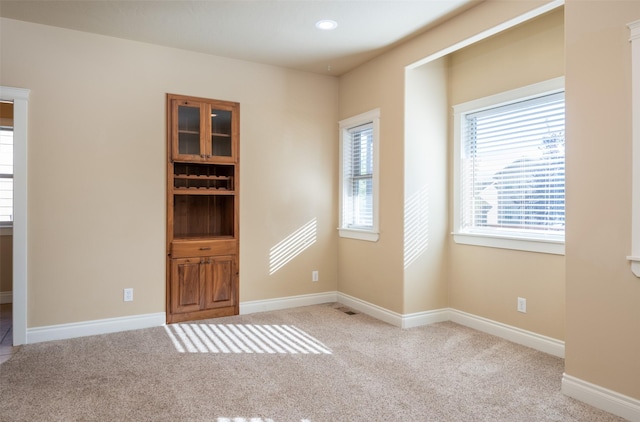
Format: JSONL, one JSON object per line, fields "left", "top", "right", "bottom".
{"left": 164, "top": 323, "right": 332, "bottom": 354}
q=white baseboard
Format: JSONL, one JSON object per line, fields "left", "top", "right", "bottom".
{"left": 21, "top": 294, "right": 563, "bottom": 361}
{"left": 335, "top": 295, "right": 564, "bottom": 357}
{"left": 562, "top": 374, "right": 640, "bottom": 421}
{"left": 27, "top": 312, "right": 166, "bottom": 344}
{"left": 24, "top": 292, "right": 338, "bottom": 345}
{"left": 0, "top": 290, "right": 12, "bottom": 304}
{"left": 240, "top": 291, "right": 338, "bottom": 315}
{"left": 19, "top": 292, "right": 636, "bottom": 422}
{"left": 448, "top": 308, "right": 565, "bottom": 358}
{"left": 336, "top": 292, "right": 404, "bottom": 326}
{"left": 336, "top": 292, "right": 449, "bottom": 328}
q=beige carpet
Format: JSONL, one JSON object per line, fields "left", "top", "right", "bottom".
{"left": 0, "top": 303, "right": 625, "bottom": 421}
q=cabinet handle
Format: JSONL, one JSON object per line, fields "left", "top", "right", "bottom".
{"left": 199, "top": 247, "right": 211, "bottom": 251}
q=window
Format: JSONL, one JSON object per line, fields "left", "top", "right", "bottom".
{"left": 453, "top": 78, "right": 565, "bottom": 254}
{"left": 339, "top": 108, "right": 380, "bottom": 241}
{"left": 0, "top": 127, "right": 12, "bottom": 226}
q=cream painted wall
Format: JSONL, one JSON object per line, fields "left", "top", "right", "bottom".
{"left": 403, "top": 58, "right": 449, "bottom": 313}
{"left": 338, "top": 0, "right": 560, "bottom": 315}
{"left": 0, "top": 18, "right": 338, "bottom": 327}
{"left": 448, "top": 9, "right": 565, "bottom": 341}
{"left": 338, "top": 58, "right": 406, "bottom": 313}
{"left": 565, "top": 0, "right": 640, "bottom": 400}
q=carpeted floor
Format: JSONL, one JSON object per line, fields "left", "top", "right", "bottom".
{"left": 0, "top": 303, "right": 625, "bottom": 421}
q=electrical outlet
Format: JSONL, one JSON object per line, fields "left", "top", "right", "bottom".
{"left": 312, "top": 270, "right": 319, "bottom": 282}
{"left": 517, "top": 297, "right": 526, "bottom": 313}
{"left": 124, "top": 288, "right": 133, "bottom": 302}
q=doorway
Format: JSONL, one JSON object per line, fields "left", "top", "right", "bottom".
{"left": 0, "top": 86, "right": 29, "bottom": 346}
{"left": 0, "top": 101, "right": 14, "bottom": 358}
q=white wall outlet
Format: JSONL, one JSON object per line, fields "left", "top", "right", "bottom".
{"left": 312, "top": 270, "right": 319, "bottom": 282}
{"left": 123, "top": 288, "right": 133, "bottom": 302}
{"left": 517, "top": 297, "right": 527, "bottom": 313}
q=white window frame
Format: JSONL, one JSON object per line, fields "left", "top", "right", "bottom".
{"left": 0, "top": 126, "right": 13, "bottom": 231}
{"left": 339, "top": 108, "right": 380, "bottom": 242}
{"left": 453, "top": 77, "right": 565, "bottom": 254}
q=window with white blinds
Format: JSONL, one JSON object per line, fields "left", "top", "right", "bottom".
{"left": 0, "top": 128, "right": 12, "bottom": 226}
{"left": 453, "top": 78, "right": 565, "bottom": 254}
{"left": 339, "top": 109, "right": 380, "bottom": 242}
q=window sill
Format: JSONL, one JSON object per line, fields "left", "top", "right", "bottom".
{"left": 453, "top": 232, "right": 564, "bottom": 255}
{"left": 0, "top": 226, "right": 13, "bottom": 236}
{"left": 339, "top": 228, "right": 379, "bottom": 242}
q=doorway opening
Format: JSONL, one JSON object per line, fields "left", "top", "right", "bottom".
{"left": 0, "top": 86, "right": 29, "bottom": 346}
{"left": 0, "top": 100, "right": 13, "bottom": 359}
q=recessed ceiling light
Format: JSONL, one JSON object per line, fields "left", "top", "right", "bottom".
{"left": 315, "top": 20, "right": 338, "bottom": 31}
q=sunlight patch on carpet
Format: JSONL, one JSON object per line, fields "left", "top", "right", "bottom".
{"left": 165, "top": 323, "right": 332, "bottom": 354}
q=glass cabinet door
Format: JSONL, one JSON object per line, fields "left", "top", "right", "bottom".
{"left": 177, "top": 103, "right": 202, "bottom": 156}
{"left": 210, "top": 108, "right": 233, "bottom": 157}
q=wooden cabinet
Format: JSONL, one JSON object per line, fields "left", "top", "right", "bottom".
{"left": 170, "top": 97, "right": 238, "bottom": 163}
{"left": 166, "top": 94, "right": 239, "bottom": 324}
{"left": 170, "top": 255, "right": 236, "bottom": 316}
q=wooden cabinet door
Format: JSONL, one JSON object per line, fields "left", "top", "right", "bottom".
{"left": 203, "top": 255, "right": 235, "bottom": 310}
{"left": 171, "top": 99, "right": 207, "bottom": 162}
{"left": 170, "top": 97, "right": 238, "bottom": 163}
{"left": 170, "top": 257, "right": 204, "bottom": 314}
{"left": 207, "top": 104, "right": 237, "bottom": 163}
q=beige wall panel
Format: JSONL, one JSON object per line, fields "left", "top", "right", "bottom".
{"left": 338, "top": 55, "right": 406, "bottom": 313}
{"left": 403, "top": 58, "right": 449, "bottom": 313}
{"left": 0, "top": 18, "right": 338, "bottom": 327}
{"left": 337, "top": 1, "right": 557, "bottom": 314}
{"left": 565, "top": 0, "right": 640, "bottom": 400}
{"left": 450, "top": 245, "right": 565, "bottom": 340}
{"left": 0, "top": 235, "right": 11, "bottom": 293}
{"left": 447, "top": 9, "right": 565, "bottom": 340}
{"left": 449, "top": 9, "right": 565, "bottom": 104}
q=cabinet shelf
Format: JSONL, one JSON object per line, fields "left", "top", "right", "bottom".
{"left": 173, "top": 188, "right": 235, "bottom": 195}
{"left": 178, "top": 129, "right": 200, "bottom": 135}
{"left": 174, "top": 174, "right": 231, "bottom": 180}
{"left": 212, "top": 133, "right": 231, "bottom": 137}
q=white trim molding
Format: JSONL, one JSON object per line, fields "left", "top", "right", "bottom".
{"left": 628, "top": 20, "right": 640, "bottom": 277}
{"left": 20, "top": 291, "right": 639, "bottom": 421}
{"left": 337, "top": 292, "right": 449, "bottom": 328}
{"left": 24, "top": 292, "right": 340, "bottom": 344}
{"left": 335, "top": 294, "right": 564, "bottom": 359}
{"left": 449, "top": 309, "right": 565, "bottom": 358}
{"left": 562, "top": 374, "right": 640, "bottom": 421}
{"left": 240, "top": 291, "right": 338, "bottom": 315}
{"left": 0, "top": 86, "right": 29, "bottom": 346}
{"left": 27, "top": 312, "right": 166, "bottom": 344}
{"left": 336, "top": 294, "right": 564, "bottom": 356}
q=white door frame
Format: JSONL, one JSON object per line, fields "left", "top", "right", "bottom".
{"left": 0, "top": 86, "right": 29, "bottom": 345}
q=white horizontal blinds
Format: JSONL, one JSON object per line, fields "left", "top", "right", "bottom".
{"left": 462, "top": 91, "right": 565, "bottom": 236}
{"left": 344, "top": 122, "right": 374, "bottom": 229}
{"left": 0, "top": 128, "right": 12, "bottom": 224}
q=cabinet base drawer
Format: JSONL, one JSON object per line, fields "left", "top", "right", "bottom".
{"left": 171, "top": 239, "right": 237, "bottom": 258}
{"left": 167, "top": 306, "right": 238, "bottom": 324}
